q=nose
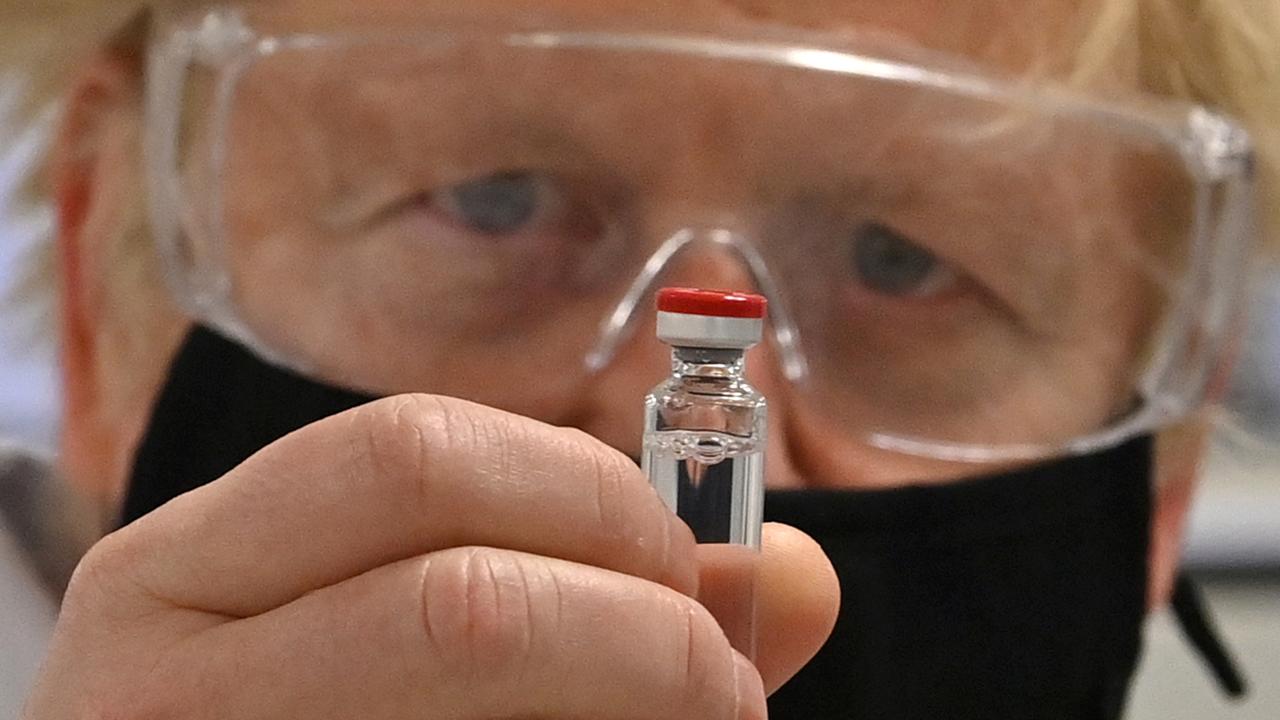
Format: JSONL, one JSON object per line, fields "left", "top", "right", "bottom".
{"left": 566, "top": 239, "right": 810, "bottom": 489}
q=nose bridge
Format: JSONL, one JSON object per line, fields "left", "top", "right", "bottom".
{"left": 585, "top": 228, "right": 808, "bottom": 382}
{"left": 664, "top": 230, "right": 757, "bottom": 288}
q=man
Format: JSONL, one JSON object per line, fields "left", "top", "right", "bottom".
{"left": 13, "top": 1, "right": 1276, "bottom": 717}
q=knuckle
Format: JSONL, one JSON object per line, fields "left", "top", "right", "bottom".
{"left": 417, "top": 547, "right": 538, "bottom": 681}
{"left": 586, "top": 443, "right": 636, "bottom": 540}
{"left": 349, "top": 394, "right": 472, "bottom": 506}
{"left": 670, "top": 598, "right": 736, "bottom": 717}
{"left": 61, "top": 542, "right": 113, "bottom": 612}
{"left": 569, "top": 431, "right": 670, "bottom": 576}
{"left": 61, "top": 531, "right": 145, "bottom": 616}
{"left": 352, "top": 394, "right": 443, "bottom": 478}
{"left": 559, "top": 429, "right": 638, "bottom": 529}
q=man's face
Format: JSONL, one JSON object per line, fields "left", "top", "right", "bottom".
{"left": 59, "top": 2, "right": 1208, "bottom": 581}
{"left": 159, "top": 0, "right": 1179, "bottom": 487}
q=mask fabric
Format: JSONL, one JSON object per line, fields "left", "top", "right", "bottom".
{"left": 122, "top": 326, "right": 371, "bottom": 523}
{"left": 764, "top": 439, "right": 1151, "bottom": 720}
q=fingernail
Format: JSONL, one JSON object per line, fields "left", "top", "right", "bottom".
{"left": 733, "top": 652, "right": 768, "bottom": 720}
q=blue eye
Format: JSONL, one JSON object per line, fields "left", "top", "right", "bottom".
{"left": 850, "top": 222, "right": 957, "bottom": 297}
{"left": 437, "top": 172, "right": 549, "bottom": 235}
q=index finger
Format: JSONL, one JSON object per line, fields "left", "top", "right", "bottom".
{"left": 96, "top": 394, "right": 699, "bottom": 616}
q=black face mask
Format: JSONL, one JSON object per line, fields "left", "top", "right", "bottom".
{"left": 125, "top": 326, "right": 1246, "bottom": 720}
{"left": 766, "top": 450, "right": 1149, "bottom": 720}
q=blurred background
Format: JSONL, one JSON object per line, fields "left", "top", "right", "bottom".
{"left": 1, "top": 63, "right": 1277, "bottom": 717}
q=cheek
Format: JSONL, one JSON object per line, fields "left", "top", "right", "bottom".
{"left": 776, "top": 396, "right": 1020, "bottom": 489}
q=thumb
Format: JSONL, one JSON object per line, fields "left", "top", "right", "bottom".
{"left": 699, "top": 522, "right": 841, "bottom": 695}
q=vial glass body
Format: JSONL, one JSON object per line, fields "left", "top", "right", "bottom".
{"left": 642, "top": 347, "right": 767, "bottom": 547}
{"left": 641, "top": 346, "right": 766, "bottom": 657}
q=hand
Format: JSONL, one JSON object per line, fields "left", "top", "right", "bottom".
{"left": 26, "top": 395, "right": 839, "bottom": 719}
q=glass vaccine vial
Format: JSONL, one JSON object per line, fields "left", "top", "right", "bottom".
{"left": 641, "top": 287, "right": 767, "bottom": 658}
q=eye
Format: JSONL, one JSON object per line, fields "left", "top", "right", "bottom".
{"left": 432, "top": 171, "right": 559, "bottom": 236}
{"left": 849, "top": 222, "right": 959, "bottom": 298}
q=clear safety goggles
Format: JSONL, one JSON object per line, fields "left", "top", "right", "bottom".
{"left": 144, "top": 4, "right": 1257, "bottom": 464}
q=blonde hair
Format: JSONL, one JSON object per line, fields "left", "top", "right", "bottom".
{"left": 2, "top": 0, "right": 1279, "bottom": 328}
{"left": 1, "top": 2, "right": 160, "bottom": 340}
{"left": 1077, "top": 0, "right": 1280, "bottom": 250}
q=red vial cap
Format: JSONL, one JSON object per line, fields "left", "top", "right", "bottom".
{"left": 657, "top": 287, "right": 767, "bottom": 319}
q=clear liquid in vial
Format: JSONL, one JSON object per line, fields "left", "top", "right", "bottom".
{"left": 641, "top": 429, "right": 764, "bottom": 549}
{"left": 642, "top": 429, "right": 763, "bottom": 658}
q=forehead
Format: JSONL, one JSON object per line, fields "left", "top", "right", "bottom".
{"left": 243, "top": 0, "right": 1092, "bottom": 76}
